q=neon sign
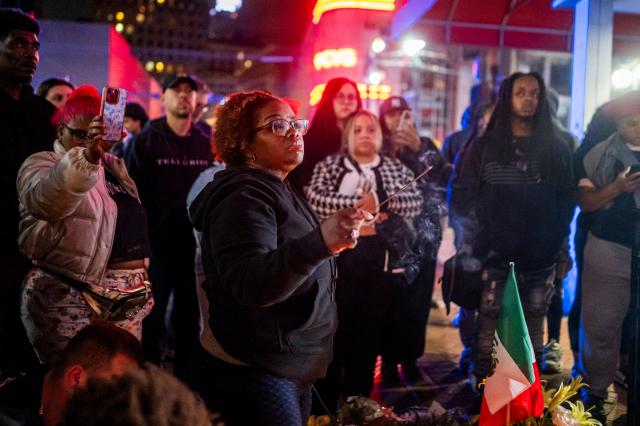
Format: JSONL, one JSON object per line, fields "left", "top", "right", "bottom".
{"left": 312, "top": 0, "right": 395, "bottom": 24}
{"left": 313, "top": 48, "right": 357, "bottom": 70}
{"left": 309, "top": 83, "right": 392, "bottom": 106}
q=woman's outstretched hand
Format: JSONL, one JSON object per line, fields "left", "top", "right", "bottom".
{"left": 321, "top": 207, "right": 374, "bottom": 254}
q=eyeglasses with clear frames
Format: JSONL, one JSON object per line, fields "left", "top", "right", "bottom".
{"left": 334, "top": 93, "right": 358, "bottom": 104}
{"left": 254, "top": 119, "right": 309, "bottom": 137}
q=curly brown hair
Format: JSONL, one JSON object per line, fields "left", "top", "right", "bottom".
{"left": 214, "top": 90, "right": 283, "bottom": 166}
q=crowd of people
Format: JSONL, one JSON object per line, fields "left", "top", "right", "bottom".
{"left": 1, "top": 7, "right": 639, "bottom": 426}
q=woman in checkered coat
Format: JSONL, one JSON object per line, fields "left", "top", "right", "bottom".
{"left": 306, "top": 109, "right": 423, "bottom": 409}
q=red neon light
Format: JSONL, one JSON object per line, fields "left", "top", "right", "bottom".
{"left": 313, "top": 48, "right": 357, "bottom": 70}
{"left": 312, "top": 0, "right": 395, "bottom": 24}
{"left": 309, "top": 82, "right": 392, "bottom": 106}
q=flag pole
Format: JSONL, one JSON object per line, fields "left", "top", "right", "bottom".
{"left": 506, "top": 401, "right": 511, "bottom": 426}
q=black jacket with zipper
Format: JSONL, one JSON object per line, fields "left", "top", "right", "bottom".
{"left": 189, "top": 167, "right": 337, "bottom": 383}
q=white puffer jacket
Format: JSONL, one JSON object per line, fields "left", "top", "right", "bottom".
{"left": 17, "top": 141, "right": 141, "bottom": 284}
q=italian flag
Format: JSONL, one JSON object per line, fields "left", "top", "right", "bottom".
{"left": 479, "top": 263, "right": 544, "bottom": 426}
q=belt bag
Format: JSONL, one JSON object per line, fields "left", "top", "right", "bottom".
{"left": 47, "top": 270, "right": 152, "bottom": 321}
{"left": 80, "top": 280, "right": 152, "bottom": 321}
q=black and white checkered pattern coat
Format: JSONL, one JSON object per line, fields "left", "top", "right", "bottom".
{"left": 305, "top": 154, "right": 423, "bottom": 220}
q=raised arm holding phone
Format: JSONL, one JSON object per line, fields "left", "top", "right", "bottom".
{"left": 16, "top": 85, "right": 153, "bottom": 364}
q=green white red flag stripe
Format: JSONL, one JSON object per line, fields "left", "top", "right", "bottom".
{"left": 479, "top": 263, "right": 544, "bottom": 426}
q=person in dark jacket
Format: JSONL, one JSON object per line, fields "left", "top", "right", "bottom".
{"left": 124, "top": 73, "right": 212, "bottom": 385}
{"left": 189, "top": 90, "right": 371, "bottom": 425}
{"left": 0, "top": 7, "right": 56, "bottom": 388}
{"left": 287, "top": 77, "right": 362, "bottom": 193}
{"left": 568, "top": 91, "right": 639, "bottom": 374}
{"left": 451, "top": 72, "right": 575, "bottom": 386}
{"left": 377, "top": 96, "right": 451, "bottom": 383}
{"left": 574, "top": 102, "right": 640, "bottom": 422}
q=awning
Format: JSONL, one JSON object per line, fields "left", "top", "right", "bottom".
{"left": 408, "top": 0, "right": 640, "bottom": 54}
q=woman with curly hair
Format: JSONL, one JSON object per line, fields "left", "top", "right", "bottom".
{"left": 189, "top": 90, "right": 371, "bottom": 425}
{"left": 306, "top": 109, "right": 423, "bottom": 408}
{"left": 17, "top": 86, "right": 153, "bottom": 364}
{"left": 287, "top": 77, "right": 362, "bottom": 193}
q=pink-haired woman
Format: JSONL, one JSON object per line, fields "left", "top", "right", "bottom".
{"left": 17, "top": 86, "right": 153, "bottom": 364}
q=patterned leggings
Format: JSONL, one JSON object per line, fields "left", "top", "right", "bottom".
{"left": 199, "top": 353, "right": 312, "bottom": 426}
{"left": 20, "top": 267, "right": 153, "bottom": 364}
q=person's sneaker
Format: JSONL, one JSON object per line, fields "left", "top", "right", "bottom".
{"left": 541, "top": 339, "right": 563, "bottom": 374}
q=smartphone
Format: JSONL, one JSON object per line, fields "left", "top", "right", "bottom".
{"left": 629, "top": 164, "right": 640, "bottom": 175}
{"left": 100, "top": 87, "right": 127, "bottom": 142}
{"left": 398, "top": 109, "right": 414, "bottom": 132}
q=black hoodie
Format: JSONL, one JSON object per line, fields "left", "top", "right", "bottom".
{"left": 451, "top": 133, "right": 575, "bottom": 270}
{"left": 189, "top": 167, "right": 337, "bottom": 383}
{"left": 125, "top": 117, "right": 211, "bottom": 254}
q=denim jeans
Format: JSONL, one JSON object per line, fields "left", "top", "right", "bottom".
{"left": 472, "top": 265, "right": 555, "bottom": 379}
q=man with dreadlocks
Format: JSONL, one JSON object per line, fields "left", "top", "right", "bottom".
{"left": 450, "top": 72, "right": 575, "bottom": 394}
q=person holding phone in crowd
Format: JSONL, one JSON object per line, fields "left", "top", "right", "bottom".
{"left": 377, "top": 96, "right": 450, "bottom": 383}
{"left": 306, "top": 109, "right": 423, "bottom": 408}
{"left": 16, "top": 85, "right": 153, "bottom": 364}
{"left": 189, "top": 90, "right": 370, "bottom": 425}
{"left": 575, "top": 100, "right": 640, "bottom": 422}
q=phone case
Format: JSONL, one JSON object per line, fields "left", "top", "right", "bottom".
{"left": 101, "top": 87, "right": 127, "bottom": 142}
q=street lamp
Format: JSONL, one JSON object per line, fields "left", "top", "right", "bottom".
{"left": 611, "top": 68, "right": 634, "bottom": 89}
{"left": 371, "top": 37, "right": 386, "bottom": 54}
{"left": 402, "top": 39, "right": 425, "bottom": 56}
{"left": 368, "top": 70, "right": 385, "bottom": 85}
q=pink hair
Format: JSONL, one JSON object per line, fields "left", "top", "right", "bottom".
{"left": 51, "top": 85, "right": 101, "bottom": 125}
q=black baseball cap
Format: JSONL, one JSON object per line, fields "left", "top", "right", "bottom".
{"left": 162, "top": 73, "right": 197, "bottom": 93}
{"left": 379, "top": 96, "right": 410, "bottom": 117}
{"left": 0, "top": 8, "right": 40, "bottom": 38}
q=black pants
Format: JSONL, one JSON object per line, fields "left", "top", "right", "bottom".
{"left": 0, "top": 254, "right": 38, "bottom": 377}
{"left": 198, "top": 352, "right": 312, "bottom": 426}
{"left": 316, "top": 236, "right": 396, "bottom": 411}
{"left": 142, "top": 250, "right": 200, "bottom": 386}
{"left": 381, "top": 257, "right": 436, "bottom": 364}
{"left": 546, "top": 277, "right": 564, "bottom": 341}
